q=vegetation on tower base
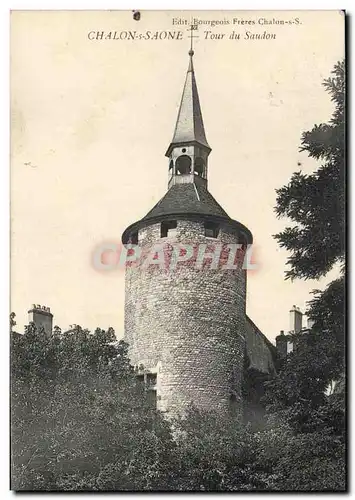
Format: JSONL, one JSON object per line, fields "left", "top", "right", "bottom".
{"left": 11, "top": 321, "right": 345, "bottom": 492}
{"left": 11, "top": 323, "right": 174, "bottom": 491}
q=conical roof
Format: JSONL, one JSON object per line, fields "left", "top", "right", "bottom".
{"left": 166, "top": 52, "right": 210, "bottom": 156}
{"left": 121, "top": 182, "right": 253, "bottom": 244}
{"left": 143, "top": 183, "right": 229, "bottom": 220}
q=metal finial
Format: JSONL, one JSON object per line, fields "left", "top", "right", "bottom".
{"left": 188, "top": 24, "right": 198, "bottom": 57}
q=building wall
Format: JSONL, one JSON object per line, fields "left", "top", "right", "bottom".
{"left": 124, "top": 219, "right": 247, "bottom": 417}
{"left": 245, "top": 316, "right": 276, "bottom": 375}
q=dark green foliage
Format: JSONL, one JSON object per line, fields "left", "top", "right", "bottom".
{"left": 308, "top": 275, "right": 345, "bottom": 370}
{"left": 252, "top": 425, "right": 345, "bottom": 491}
{"left": 169, "top": 407, "right": 263, "bottom": 491}
{"left": 264, "top": 59, "right": 346, "bottom": 491}
{"left": 11, "top": 321, "right": 346, "bottom": 492}
{"left": 270, "top": 59, "right": 345, "bottom": 414}
{"left": 11, "top": 324, "right": 174, "bottom": 491}
{"left": 242, "top": 353, "right": 270, "bottom": 429}
{"left": 274, "top": 60, "right": 345, "bottom": 281}
{"left": 170, "top": 407, "right": 345, "bottom": 491}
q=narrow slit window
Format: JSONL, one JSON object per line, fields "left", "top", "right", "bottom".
{"left": 161, "top": 220, "right": 177, "bottom": 238}
{"left": 204, "top": 221, "right": 219, "bottom": 239}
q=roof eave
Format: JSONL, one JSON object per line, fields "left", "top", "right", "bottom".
{"left": 165, "top": 140, "right": 212, "bottom": 157}
{"left": 122, "top": 213, "right": 253, "bottom": 244}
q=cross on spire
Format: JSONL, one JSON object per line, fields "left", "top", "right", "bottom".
{"left": 188, "top": 24, "right": 198, "bottom": 57}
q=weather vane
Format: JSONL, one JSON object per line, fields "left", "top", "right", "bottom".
{"left": 188, "top": 23, "right": 198, "bottom": 56}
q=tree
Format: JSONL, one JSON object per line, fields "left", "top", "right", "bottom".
{"left": 11, "top": 324, "right": 174, "bottom": 491}
{"left": 262, "top": 60, "right": 346, "bottom": 491}
{"left": 168, "top": 407, "right": 345, "bottom": 491}
{"left": 11, "top": 318, "right": 346, "bottom": 491}
{"left": 274, "top": 59, "right": 345, "bottom": 281}
{"left": 273, "top": 59, "right": 345, "bottom": 383}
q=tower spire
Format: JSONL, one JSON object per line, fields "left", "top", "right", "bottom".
{"left": 166, "top": 25, "right": 210, "bottom": 156}
{"left": 165, "top": 25, "right": 211, "bottom": 189}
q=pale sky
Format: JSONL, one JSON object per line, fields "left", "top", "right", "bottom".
{"left": 10, "top": 10, "right": 344, "bottom": 341}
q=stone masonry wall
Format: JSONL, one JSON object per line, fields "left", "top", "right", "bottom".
{"left": 245, "top": 317, "right": 276, "bottom": 375}
{"left": 124, "top": 219, "right": 247, "bottom": 417}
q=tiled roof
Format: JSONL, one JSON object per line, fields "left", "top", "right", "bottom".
{"left": 142, "top": 183, "right": 229, "bottom": 221}
{"left": 121, "top": 182, "right": 253, "bottom": 243}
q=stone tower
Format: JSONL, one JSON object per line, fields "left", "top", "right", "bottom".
{"left": 122, "top": 48, "right": 253, "bottom": 417}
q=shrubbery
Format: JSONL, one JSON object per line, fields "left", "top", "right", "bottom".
{"left": 11, "top": 323, "right": 345, "bottom": 492}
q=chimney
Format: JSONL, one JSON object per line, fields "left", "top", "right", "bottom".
{"left": 28, "top": 304, "right": 53, "bottom": 335}
{"left": 276, "top": 330, "right": 287, "bottom": 359}
{"left": 289, "top": 305, "right": 303, "bottom": 334}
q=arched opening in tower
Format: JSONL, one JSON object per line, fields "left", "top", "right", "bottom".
{"left": 194, "top": 157, "right": 205, "bottom": 176}
{"left": 176, "top": 154, "right": 192, "bottom": 175}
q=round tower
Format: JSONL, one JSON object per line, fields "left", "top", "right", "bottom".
{"left": 122, "top": 47, "right": 253, "bottom": 418}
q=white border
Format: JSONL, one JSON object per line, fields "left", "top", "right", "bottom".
{"left": 3, "top": 1, "right": 352, "bottom": 9}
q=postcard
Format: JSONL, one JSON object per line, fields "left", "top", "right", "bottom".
{"left": 10, "top": 10, "right": 346, "bottom": 492}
